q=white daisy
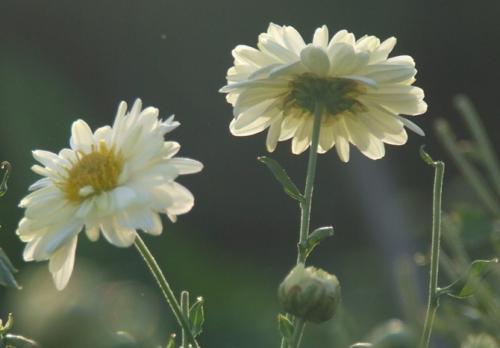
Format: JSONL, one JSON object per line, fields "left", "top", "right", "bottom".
{"left": 220, "top": 23, "right": 427, "bottom": 162}
{"left": 17, "top": 99, "right": 203, "bottom": 290}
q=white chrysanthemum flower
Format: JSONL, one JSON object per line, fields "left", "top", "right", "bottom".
{"left": 17, "top": 99, "right": 203, "bottom": 290}
{"left": 220, "top": 23, "right": 427, "bottom": 162}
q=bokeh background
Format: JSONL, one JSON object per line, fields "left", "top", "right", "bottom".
{"left": 0, "top": 1, "right": 499, "bottom": 347}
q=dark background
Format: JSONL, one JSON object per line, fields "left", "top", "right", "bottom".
{"left": 0, "top": 0, "right": 498, "bottom": 347}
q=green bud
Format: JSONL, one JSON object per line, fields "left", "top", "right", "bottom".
{"left": 278, "top": 264, "right": 341, "bottom": 323}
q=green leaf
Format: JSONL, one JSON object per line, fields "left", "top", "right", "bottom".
{"left": 165, "top": 333, "right": 176, "bottom": 348}
{"left": 438, "top": 258, "right": 499, "bottom": 299}
{"left": 350, "top": 344, "right": 373, "bottom": 348}
{"left": 300, "top": 226, "right": 334, "bottom": 258}
{"left": 277, "top": 314, "right": 294, "bottom": 343}
{"left": 258, "top": 156, "right": 304, "bottom": 203}
{"left": 0, "top": 247, "right": 20, "bottom": 289}
{"left": 189, "top": 297, "right": 205, "bottom": 338}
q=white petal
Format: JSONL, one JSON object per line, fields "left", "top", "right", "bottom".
{"left": 332, "top": 117, "right": 350, "bottom": 162}
{"left": 85, "top": 224, "right": 100, "bottom": 242}
{"left": 300, "top": 45, "right": 330, "bottom": 76}
{"left": 370, "top": 37, "right": 397, "bottom": 63}
{"left": 164, "top": 182, "right": 195, "bottom": 217}
{"left": 291, "top": 117, "right": 313, "bottom": 154}
{"left": 312, "top": 25, "right": 329, "bottom": 48}
{"left": 49, "top": 236, "right": 78, "bottom": 290}
{"left": 344, "top": 117, "right": 385, "bottom": 159}
{"left": 100, "top": 220, "right": 137, "bottom": 247}
{"left": 318, "top": 125, "right": 335, "bottom": 153}
{"left": 70, "top": 119, "right": 94, "bottom": 153}
{"left": 168, "top": 158, "right": 204, "bottom": 174}
{"left": 399, "top": 117, "right": 425, "bottom": 136}
{"left": 282, "top": 26, "right": 307, "bottom": 54}
{"left": 230, "top": 99, "right": 277, "bottom": 136}
{"left": 266, "top": 113, "right": 283, "bottom": 152}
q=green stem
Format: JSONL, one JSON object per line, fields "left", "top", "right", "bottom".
{"left": 180, "top": 291, "right": 190, "bottom": 348}
{"left": 297, "top": 102, "right": 323, "bottom": 264}
{"left": 291, "top": 319, "right": 305, "bottom": 348}
{"left": 419, "top": 160, "right": 444, "bottom": 348}
{"left": 134, "top": 235, "right": 200, "bottom": 348}
{"left": 280, "top": 103, "right": 323, "bottom": 348}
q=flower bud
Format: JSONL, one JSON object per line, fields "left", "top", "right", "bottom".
{"left": 278, "top": 264, "right": 341, "bottom": 323}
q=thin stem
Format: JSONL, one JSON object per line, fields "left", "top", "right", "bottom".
{"left": 297, "top": 103, "right": 323, "bottom": 264}
{"left": 180, "top": 291, "right": 190, "bottom": 348}
{"left": 280, "top": 103, "right": 323, "bottom": 348}
{"left": 419, "top": 160, "right": 444, "bottom": 348}
{"left": 291, "top": 319, "right": 305, "bottom": 348}
{"left": 134, "top": 235, "right": 200, "bottom": 348}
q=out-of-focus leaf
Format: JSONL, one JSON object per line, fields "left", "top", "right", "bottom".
{"left": 277, "top": 314, "right": 294, "bottom": 344}
{"left": 165, "top": 333, "right": 176, "bottom": 348}
{"left": 0, "top": 248, "right": 19, "bottom": 289}
{"left": 300, "top": 226, "right": 334, "bottom": 258}
{"left": 438, "top": 258, "right": 499, "bottom": 299}
{"left": 445, "top": 206, "right": 494, "bottom": 248}
{"left": 351, "top": 344, "right": 373, "bottom": 348}
{"left": 189, "top": 297, "right": 204, "bottom": 338}
{"left": 4, "top": 333, "right": 39, "bottom": 347}
{"left": 258, "top": 156, "right": 304, "bottom": 203}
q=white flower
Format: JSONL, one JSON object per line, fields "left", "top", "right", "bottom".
{"left": 17, "top": 99, "right": 203, "bottom": 290}
{"left": 220, "top": 23, "right": 427, "bottom": 162}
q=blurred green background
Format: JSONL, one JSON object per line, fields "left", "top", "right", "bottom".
{"left": 0, "top": 0, "right": 499, "bottom": 347}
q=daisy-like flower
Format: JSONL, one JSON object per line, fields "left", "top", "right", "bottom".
{"left": 220, "top": 23, "right": 427, "bottom": 162}
{"left": 17, "top": 99, "right": 203, "bottom": 290}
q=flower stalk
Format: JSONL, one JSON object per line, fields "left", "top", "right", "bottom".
{"left": 419, "top": 156, "right": 445, "bottom": 348}
{"left": 297, "top": 102, "right": 323, "bottom": 264}
{"left": 281, "top": 103, "right": 323, "bottom": 348}
{"left": 134, "top": 235, "right": 200, "bottom": 348}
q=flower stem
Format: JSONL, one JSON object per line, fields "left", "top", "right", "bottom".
{"left": 291, "top": 318, "right": 305, "bottom": 348}
{"left": 134, "top": 235, "right": 200, "bottom": 348}
{"left": 280, "top": 103, "right": 323, "bottom": 348}
{"left": 419, "top": 160, "right": 445, "bottom": 348}
{"left": 297, "top": 102, "right": 323, "bottom": 264}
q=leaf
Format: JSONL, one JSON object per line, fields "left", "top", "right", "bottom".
{"left": 165, "top": 333, "right": 176, "bottom": 348}
{"left": 438, "top": 258, "right": 499, "bottom": 299}
{"left": 350, "top": 344, "right": 373, "bottom": 348}
{"left": 189, "top": 297, "right": 205, "bottom": 338}
{"left": 300, "top": 226, "right": 334, "bottom": 258}
{"left": 0, "top": 247, "right": 20, "bottom": 289}
{"left": 258, "top": 156, "right": 304, "bottom": 203}
{"left": 277, "top": 314, "right": 294, "bottom": 343}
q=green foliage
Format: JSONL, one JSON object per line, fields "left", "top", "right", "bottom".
{"left": 257, "top": 156, "right": 304, "bottom": 203}
{"left": 0, "top": 248, "right": 19, "bottom": 289}
{"left": 165, "top": 334, "right": 176, "bottom": 348}
{"left": 438, "top": 258, "right": 498, "bottom": 299}
{"left": 299, "top": 226, "right": 334, "bottom": 258}
{"left": 189, "top": 297, "right": 205, "bottom": 338}
{"left": 277, "top": 314, "right": 294, "bottom": 345}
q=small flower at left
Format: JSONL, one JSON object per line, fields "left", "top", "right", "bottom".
{"left": 16, "top": 99, "right": 203, "bottom": 290}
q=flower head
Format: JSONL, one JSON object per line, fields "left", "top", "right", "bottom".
{"left": 220, "top": 24, "right": 427, "bottom": 161}
{"left": 17, "top": 99, "right": 203, "bottom": 290}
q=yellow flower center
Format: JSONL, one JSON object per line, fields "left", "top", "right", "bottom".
{"left": 285, "top": 74, "right": 366, "bottom": 116}
{"left": 62, "top": 142, "right": 124, "bottom": 203}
